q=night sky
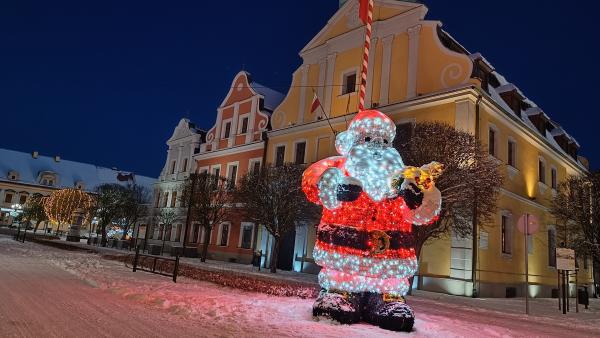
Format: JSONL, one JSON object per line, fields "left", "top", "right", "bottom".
{"left": 1, "top": 0, "right": 598, "bottom": 177}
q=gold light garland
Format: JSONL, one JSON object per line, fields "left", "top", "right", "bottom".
{"left": 43, "top": 189, "right": 95, "bottom": 228}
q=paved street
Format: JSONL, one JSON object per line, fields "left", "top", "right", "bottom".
{"left": 2, "top": 235, "right": 600, "bottom": 338}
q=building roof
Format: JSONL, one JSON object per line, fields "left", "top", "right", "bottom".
{"left": 251, "top": 82, "right": 285, "bottom": 111}
{"left": 0, "top": 148, "right": 156, "bottom": 192}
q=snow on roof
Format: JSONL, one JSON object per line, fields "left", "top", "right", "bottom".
{"left": 496, "top": 83, "right": 520, "bottom": 95}
{"left": 0, "top": 148, "right": 156, "bottom": 192}
{"left": 250, "top": 82, "right": 285, "bottom": 111}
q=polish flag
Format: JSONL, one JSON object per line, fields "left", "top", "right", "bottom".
{"left": 359, "top": 0, "right": 369, "bottom": 24}
{"left": 310, "top": 92, "right": 321, "bottom": 114}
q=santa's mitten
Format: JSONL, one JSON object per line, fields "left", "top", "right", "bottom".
{"left": 313, "top": 289, "right": 361, "bottom": 324}
{"left": 318, "top": 168, "right": 344, "bottom": 209}
{"left": 337, "top": 176, "right": 362, "bottom": 202}
{"left": 400, "top": 182, "right": 424, "bottom": 210}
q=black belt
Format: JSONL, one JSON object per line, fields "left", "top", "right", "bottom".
{"left": 317, "top": 224, "right": 414, "bottom": 251}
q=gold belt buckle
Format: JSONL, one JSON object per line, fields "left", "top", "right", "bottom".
{"left": 383, "top": 293, "right": 405, "bottom": 303}
{"left": 369, "top": 230, "right": 391, "bottom": 255}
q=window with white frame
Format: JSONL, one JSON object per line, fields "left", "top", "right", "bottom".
{"left": 275, "top": 145, "right": 286, "bottom": 167}
{"left": 239, "top": 222, "right": 254, "bottom": 249}
{"left": 342, "top": 71, "right": 357, "bottom": 95}
{"left": 294, "top": 141, "right": 306, "bottom": 165}
{"left": 488, "top": 126, "right": 498, "bottom": 157}
{"left": 538, "top": 157, "right": 546, "bottom": 184}
{"left": 182, "top": 158, "right": 188, "bottom": 172}
{"left": 551, "top": 167, "right": 557, "bottom": 190}
{"left": 227, "top": 164, "right": 238, "bottom": 189}
{"left": 507, "top": 139, "right": 517, "bottom": 167}
{"left": 249, "top": 159, "right": 261, "bottom": 173}
{"left": 219, "top": 223, "right": 230, "bottom": 246}
{"left": 223, "top": 121, "right": 232, "bottom": 139}
{"left": 501, "top": 213, "right": 512, "bottom": 255}
{"left": 240, "top": 116, "right": 249, "bottom": 134}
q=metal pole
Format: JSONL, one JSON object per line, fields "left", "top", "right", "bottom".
{"left": 562, "top": 270, "right": 567, "bottom": 314}
{"left": 558, "top": 270, "right": 561, "bottom": 311}
{"left": 576, "top": 269, "right": 579, "bottom": 313}
{"left": 525, "top": 213, "right": 529, "bottom": 315}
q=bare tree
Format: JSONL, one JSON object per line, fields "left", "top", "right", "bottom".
{"left": 120, "top": 184, "right": 151, "bottom": 240}
{"left": 550, "top": 172, "right": 600, "bottom": 282}
{"left": 152, "top": 207, "right": 181, "bottom": 255}
{"left": 236, "top": 163, "right": 320, "bottom": 273}
{"left": 394, "top": 122, "right": 503, "bottom": 287}
{"left": 94, "top": 184, "right": 128, "bottom": 246}
{"left": 180, "top": 172, "right": 230, "bottom": 262}
{"left": 21, "top": 193, "right": 49, "bottom": 234}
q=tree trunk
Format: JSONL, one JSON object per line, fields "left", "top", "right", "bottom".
{"left": 200, "top": 225, "right": 212, "bottom": 262}
{"left": 121, "top": 224, "right": 130, "bottom": 240}
{"left": 270, "top": 236, "right": 281, "bottom": 273}
{"left": 33, "top": 220, "right": 42, "bottom": 235}
{"left": 101, "top": 223, "right": 108, "bottom": 247}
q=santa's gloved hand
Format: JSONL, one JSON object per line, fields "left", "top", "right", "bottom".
{"left": 337, "top": 177, "right": 363, "bottom": 202}
{"left": 401, "top": 182, "right": 424, "bottom": 210}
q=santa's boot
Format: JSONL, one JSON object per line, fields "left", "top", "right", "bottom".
{"left": 362, "top": 293, "right": 414, "bottom": 332}
{"left": 312, "top": 289, "right": 361, "bottom": 324}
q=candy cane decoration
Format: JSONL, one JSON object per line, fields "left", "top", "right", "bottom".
{"left": 358, "top": 0, "right": 373, "bottom": 111}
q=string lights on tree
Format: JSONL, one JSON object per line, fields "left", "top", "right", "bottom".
{"left": 43, "top": 188, "right": 95, "bottom": 234}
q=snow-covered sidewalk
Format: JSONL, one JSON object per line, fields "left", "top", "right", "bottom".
{"left": 2, "top": 235, "right": 600, "bottom": 337}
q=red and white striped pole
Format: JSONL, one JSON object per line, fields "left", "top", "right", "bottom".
{"left": 358, "top": 0, "right": 374, "bottom": 112}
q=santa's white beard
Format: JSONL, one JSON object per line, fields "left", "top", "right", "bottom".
{"left": 345, "top": 144, "right": 404, "bottom": 201}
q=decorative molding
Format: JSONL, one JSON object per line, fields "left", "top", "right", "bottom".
{"left": 406, "top": 24, "right": 421, "bottom": 99}
{"left": 193, "top": 141, "right": 264, "bottom": 161}
{"left": 379, "top": 34, "right": 394, "bottom": 105}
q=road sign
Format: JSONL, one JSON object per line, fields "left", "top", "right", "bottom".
{"left": 517, "top": 214, "right": 539, "bottom": 235}
{"left": 556, "top": 248, "right": 576, "bottom": 271}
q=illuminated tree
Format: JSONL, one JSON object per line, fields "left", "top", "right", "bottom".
{"left": 44, "top": 189, "right": 94, "bottom": 235}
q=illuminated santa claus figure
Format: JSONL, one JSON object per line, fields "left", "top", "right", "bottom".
{"left": 302, "top": 110, "right": 443, "bottom": 332}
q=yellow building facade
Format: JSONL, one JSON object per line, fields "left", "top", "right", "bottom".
{"left": 266, "top": 0, "right": 592, "bottom": 297}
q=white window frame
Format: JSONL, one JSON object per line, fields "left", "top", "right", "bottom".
{"left": 293, "top": 139, "right": 308, "bottom": 165}
{"left": 238, "top": 222, "right": 255, "bottom": 249}
{"left": 507, "top": 136, "right": 517, "bottom": 169}
{"left": 340, "top": 67, "right": 359, "bottom": 96}
{"left": 198, "top": 166, "right": 210, "bottom": 174}
{"left": 221, "top": 118, "right": 233, "bottom": 139}
{"left": 226, "top": 161, "right": 240, "bottom": 187}
{"left": 217, "top": 222, "right": 231, "bottom": 247}
{"left": 550, "top": 166, "right": 558, "bottom": 191}
{"left": 210, "top": 164, "right": 222, "bottom": 178}
{"left": 273, "top": 143, "right": 287, "bottom": 166}
{"left": 238, "top": 113, "right": 250, "bottom": 134}
{"left": 488, "top": 123, "right": 499, "bottom": 158}
{"left": 500, "top": 210, "right": 513, "bottom": 258}
{"left": 538, "top": 156, "right": 548, "bottom": 194}
{"left": 248, "top": 157, "right": 262, "bottom": 173}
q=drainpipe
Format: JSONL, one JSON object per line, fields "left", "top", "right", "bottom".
{"left": 472, "top": 94, "right": 482, "bottom": 298}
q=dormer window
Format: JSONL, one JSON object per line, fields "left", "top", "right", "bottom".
{"left": 38, "top": 171, "right": 58, "bottom": 187}
{"left": 8, "top": 170, "right": 19, "bottom": 181}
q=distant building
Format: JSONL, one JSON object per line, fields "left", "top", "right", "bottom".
{"left": 150, "top": 71, "right": 285, "bottom": 265}
{"left": 0, "top": 148, "right": 156, "bottom": 228}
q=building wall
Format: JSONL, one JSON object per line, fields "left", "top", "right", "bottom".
{"left": 263, "top": 1, "right": 592, "bottom": 296}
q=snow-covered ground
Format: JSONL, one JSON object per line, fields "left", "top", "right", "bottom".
{"left": 1, "top": 235, "right": 599, "bottom": 338}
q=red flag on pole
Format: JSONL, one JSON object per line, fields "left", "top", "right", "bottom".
{"left": 359, "top": 0, "right": 369, "bottom": 24}
{"left": 310, "top": 92, "right": 321, "bottom": 114}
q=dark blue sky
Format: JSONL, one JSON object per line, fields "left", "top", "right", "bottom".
{"left": 1, "top": 1, "right": 598, "bottom": 177}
